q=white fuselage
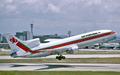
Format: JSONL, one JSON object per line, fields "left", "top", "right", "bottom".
{"left": 28, "top": 30, "right": 116, "bottom": 57}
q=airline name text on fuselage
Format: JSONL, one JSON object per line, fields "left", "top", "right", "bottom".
{"left": 81, "top": 32, "right": 98, "bottom": 38}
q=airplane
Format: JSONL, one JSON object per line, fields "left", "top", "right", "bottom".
{"left": 4, "top": 30, "right": 117, "bottom": 60}
{"left": 96, "top": 44, "right": 120, "bottom": 50}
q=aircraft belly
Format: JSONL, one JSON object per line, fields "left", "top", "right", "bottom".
{"left": 30, "top": 52, "right": 50, "bottom": 57}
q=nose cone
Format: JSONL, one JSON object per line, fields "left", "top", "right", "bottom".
{"left": 111, "top": 32, "right": 117, "bottom": 37}
{"left": 112, "top": 32, "right": 117, "bottom": 35}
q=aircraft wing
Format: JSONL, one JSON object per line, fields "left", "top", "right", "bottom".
{"left": 41, "top": 44, "right": 79, "bottom": 54}
{"left": 44, "top": 39, "right": 61, "bottom": 42}
{"left": 41, "top": 47, "right": 68, "bottom": 54}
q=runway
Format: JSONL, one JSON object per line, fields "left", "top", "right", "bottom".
{"left": 0, "top": 63, "right": 120, "bottom": 72}
{"left": 1, "top": 49, "right": 120, "bottom": 72}
{"left": 79, "top": 49, "right": 120, "bottom": 52}
{"left": 1, "top": 54, "right": 120, "bottom": 59}
{"left": 1, "top": 49, "right": 120, "bottom": 59}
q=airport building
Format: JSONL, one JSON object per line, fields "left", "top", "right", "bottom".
{"left": 2, "top": 36, "right": 7, "bottom": 43}
{"left": 0, "top": 43, "right": 10, "bottom": 49}
{"left": 0, "top": 34, "right": 1, "bottom": 43}
{"left": 16, "top": 31, "right": 33, "bottom": 40}
{"left": 0, "top": 36, "right": 10, "bottom": 49}
{"left": 0, "top": 31, "right": 33, "bottom": 49}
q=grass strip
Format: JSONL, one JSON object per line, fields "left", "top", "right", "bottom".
{"left": 0, "top": 71, "right": 120, "bottom": 75}
{"left": 0, "top": 51, "right": 10, "bottom": 56}
{"left": 0, "top": 58, "right": 120, "bottom": 64}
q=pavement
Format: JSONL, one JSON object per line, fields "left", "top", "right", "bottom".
{"left": 0, "top": 49, "right": 120, "bottom": 72}
{"left": 79, "top": 49, "right": 120, "bottom": 52}
{"left": 1, "top": 54, "right": 120, "bottom": 59}
{"left": 0, "top": 63, "right": 120, "bottom": 72}
{"left": 1, "top": 49, "right": 120, "bottom": 59}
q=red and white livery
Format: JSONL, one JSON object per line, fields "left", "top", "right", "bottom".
{"left": 4, "top": 30, "right": 117, "bottom": 60}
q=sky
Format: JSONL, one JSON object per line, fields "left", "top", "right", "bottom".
{"left": 0, "top": 0, "right": 120, "bottom": 36}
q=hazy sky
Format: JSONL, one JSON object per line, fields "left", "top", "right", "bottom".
{"left": 0, "top": 0, "right": 120, "bottom": 36}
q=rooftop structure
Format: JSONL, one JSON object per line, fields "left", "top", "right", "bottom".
{"left": 16, "top": 31, "right": 33, "bottom": 41}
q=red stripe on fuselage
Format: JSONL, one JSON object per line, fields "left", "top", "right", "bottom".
{"left": 16, "top": 32, "right": 112, "bottom": 54}
{"left": 44, "top": 32, "right": 111, "bottom": 49}
{"left": 16, "top": 42, "right": 42, "bottom": 54}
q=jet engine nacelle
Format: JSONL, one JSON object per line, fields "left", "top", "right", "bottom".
{"left": 66, "top": 45, "right": 79, "bottom": 54}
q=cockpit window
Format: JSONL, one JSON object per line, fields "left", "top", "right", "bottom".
{"left": 110, "top": 31, "right": 113, "bottom": 33}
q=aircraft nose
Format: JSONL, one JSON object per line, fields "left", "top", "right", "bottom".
{"left": 111, "top": 32, "right": 117, "bottom": 36}
{"left": 111, "top": 32, "right": 117, "bottom": 35}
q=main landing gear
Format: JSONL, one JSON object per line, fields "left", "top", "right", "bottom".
{"left": 56, "top": 55, "right": 66, "bottom": 60}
